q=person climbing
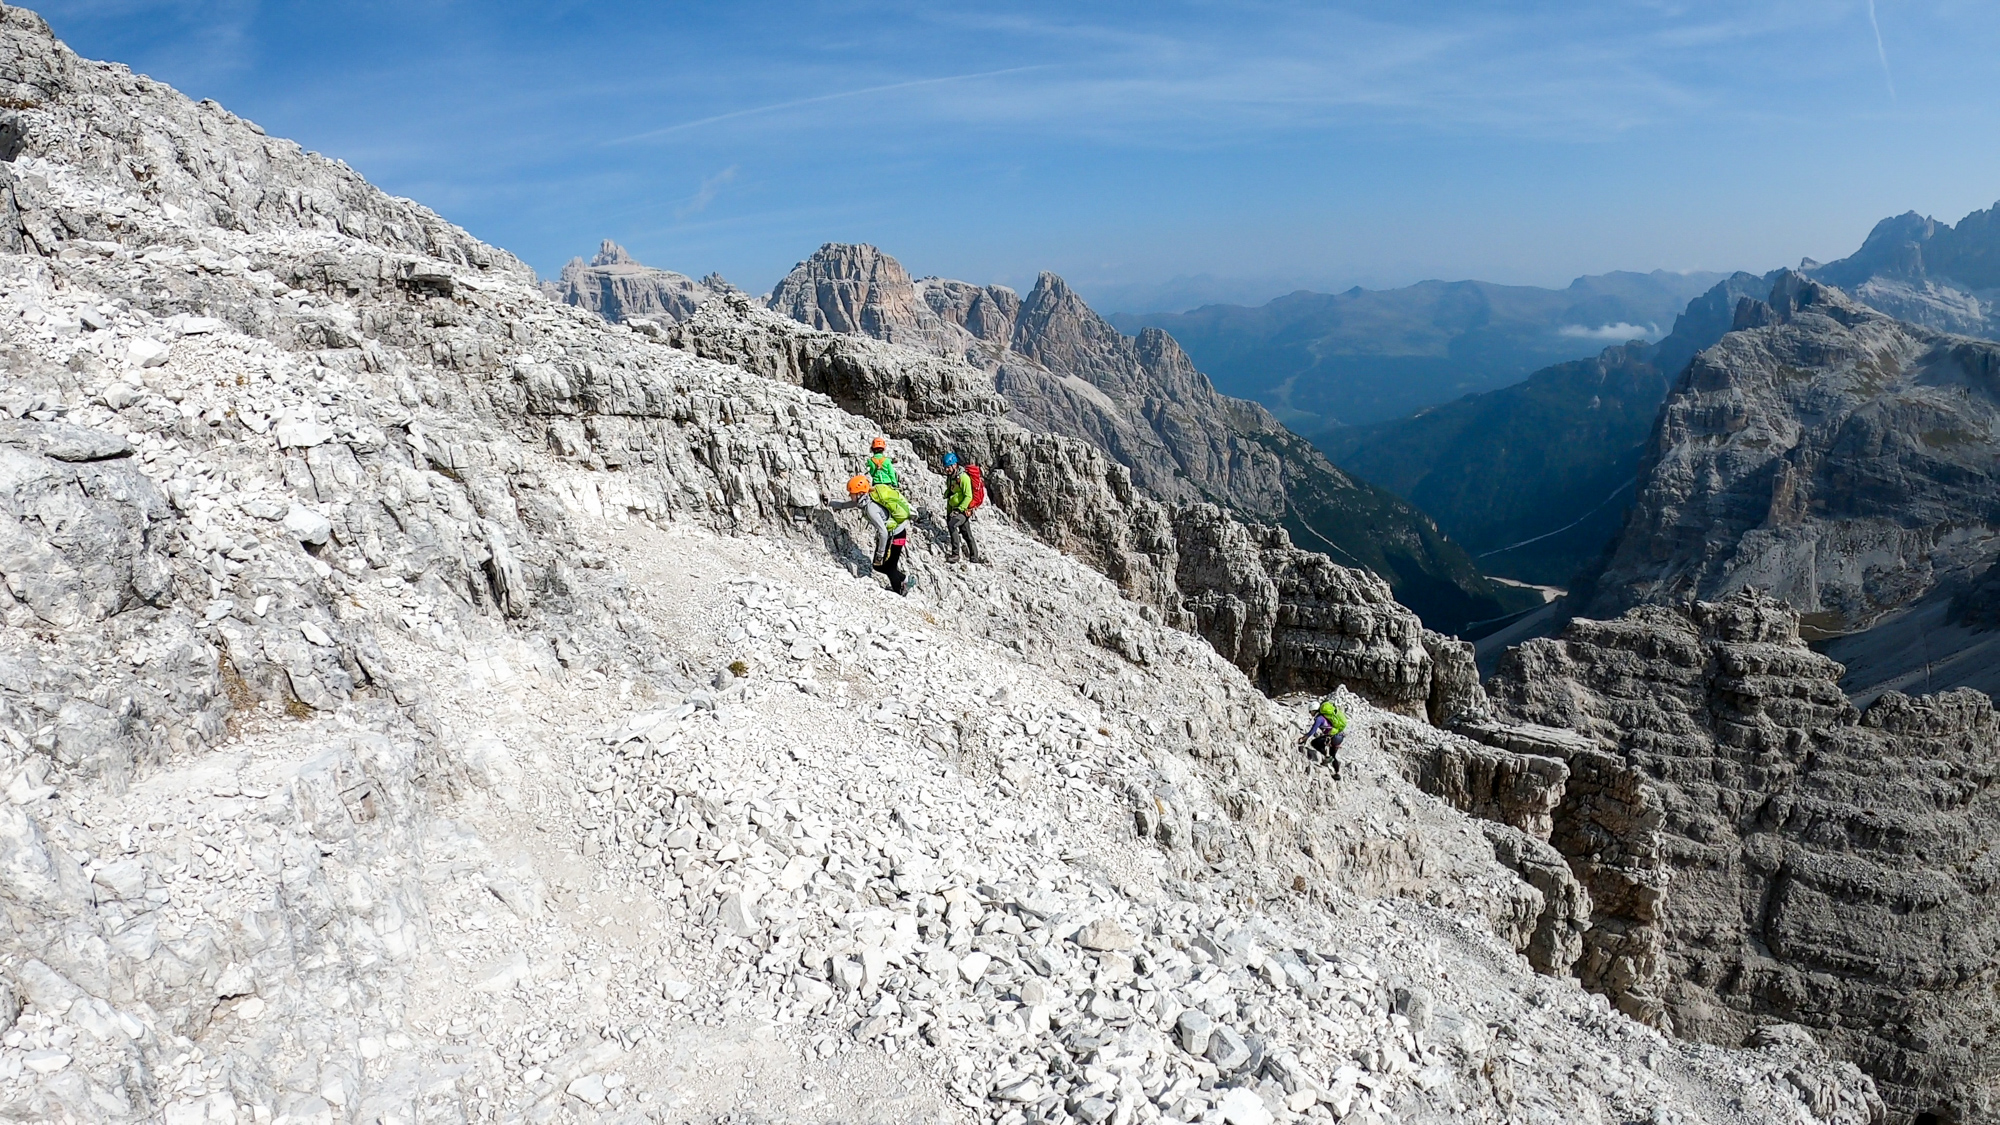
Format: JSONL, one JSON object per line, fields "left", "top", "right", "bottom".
{"left": 940, "top": 452, "right": 984, "bottom": 564}
{"left": 864, "top": 436, "right": 899, "bottom": 488}
{"left": 1298, "top": 697, "right": 1347, "bottom": 778}
{"left": 827, "top": 473, "right": 914, "bottom": 595}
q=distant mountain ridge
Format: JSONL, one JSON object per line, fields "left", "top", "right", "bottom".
{"left": 1112, "top": 269, "right": 1727, "bottom": 429}
{"left": 543, "top": 239, "right": 737, "bottom": 324}
{"left": 1320, "top": 200, "right": 2000, "bottom": 598}
{"left": 765, "top": 244, "right": 1539, "bottom": 631}
{"left": 1805, "top": 202, "right": 2000, "bottom": 337}
{"left": 1323, "top": 272, "right": 1771, "bottom": 586}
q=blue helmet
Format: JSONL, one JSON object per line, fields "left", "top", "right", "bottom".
{"left": 942, "top": 452, "right": 959, "bottom": 467}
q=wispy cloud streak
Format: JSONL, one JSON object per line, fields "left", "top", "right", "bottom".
{"left": 676, "top": 165, "right": 738, "bottom": 219}
{"left": 608, "top": 66, "right": 1046, "bottom": 145}
{"left": 1866, "top": 0, "right": 1896, "bottom": 101}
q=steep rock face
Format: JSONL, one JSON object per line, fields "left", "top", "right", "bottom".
{"left": 1579, "top": 272, "right": 2000, "bottom": 634}
{"left": 666, "top": 299, "right": 1481, "bottom": 718}
{"left": 542, "top": 239, "right": 733, "bottom": 325}
{"left": 1950, "top": 556, "right": 2000, "bottom": 630}
{"left": 764, "top": 244, "right": 1534, "bottom": 633}
{"left": 1486, "top": 591, "right": 2000, "bottom": 1124}
{"left": 765, "top": 241, "right": 956, "bottom": 349}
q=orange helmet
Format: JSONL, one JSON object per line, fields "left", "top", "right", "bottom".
{"left": 846, "top": 474, "right": 872, "bottom": 496}
{"left": 870, "top": 436, "right": 887, "bottom": 452}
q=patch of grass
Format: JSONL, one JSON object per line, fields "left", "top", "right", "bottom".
{"left": 220, "top": 658, "right": 258, "bottom": 737}
{"left": 728, "top": 659, "right": 749, "bottom": 678}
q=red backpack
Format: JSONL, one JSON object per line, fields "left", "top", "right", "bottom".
{"left": 966, "top": 464, "right": 986, "bottom": 510}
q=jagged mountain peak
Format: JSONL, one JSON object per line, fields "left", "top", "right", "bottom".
{"left": 544, "top": 238, "right": 728, "bottom": 325}
{"left": 766, "top": 242, "right": 945, "bottom": 345}
{"left": 1805, "top": 200, "right": 2000, "bottom": 336}
{"left": 1730, "top": 268, "right": 1878, "bottom": 331}
{"left": 591, "top": 238, "right": 636, "bottom": 266}
{"left": 1578, "top": 269, "right": 2000, "bottom": 636}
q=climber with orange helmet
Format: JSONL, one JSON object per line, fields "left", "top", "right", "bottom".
{"left": 864, "top": 436, "right": 900, "bottom": 488}
{"left": 826, "top": 472, "right": 915, "bottom": 595}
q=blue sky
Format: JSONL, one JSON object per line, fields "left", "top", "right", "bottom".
{"left": 35, "top": 1, "right": 2000, "bottom": 310}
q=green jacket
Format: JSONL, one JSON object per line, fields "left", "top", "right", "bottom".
{"left": 945, "top": 467, "right": 974, "bottom": 512}
{"left": 870, "top": 484, "right": 912, "bottom": 532}
{"left": 866, "top": 453, "right": 899, "bottom": 487}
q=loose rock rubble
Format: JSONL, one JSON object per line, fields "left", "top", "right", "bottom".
{"left": 0, "top": 7, "right": 1886, "bottom": 1124}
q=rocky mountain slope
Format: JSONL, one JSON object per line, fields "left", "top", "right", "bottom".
{"left": 660, "top": 294, "right": 1485, "bottom": 724}
{"left": 760, "top": 243, "right": 1536, "bottom": 634}
{"left": 543, "top": 240, "right": 735, "bottom": 326}
{"left": 1110, "top": 270, "right": 1727, "bottom": 431}
{"left": 1807, "top": 202, "right": 2000, "bottom": 338}
{"left": 0, "top": 7, "right": 1891, "bottom": 1124}
{"left": 1477, "top": 591, "right": 1998, "bottom": 1124}
{"left": 1575, "top": 271, "right": 2000, "bottom": 640}
{"left": 1323, "top": 272, "right": 1770, "bottom": 588}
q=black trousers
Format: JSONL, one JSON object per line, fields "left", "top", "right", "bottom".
{"left": 1309, "top": 731, "right": 1344, "bottom": 776}
{"left": 876, "top": 539, "right": 908, "bottom": 595}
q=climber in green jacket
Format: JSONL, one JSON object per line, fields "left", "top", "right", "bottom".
{"left": 940, "top": 452, "right": 983, "bottom": 564}
{"left": 864, "top": 436, "right": 899, "bottom": 487}
{"left": 1299, "top": 698, "right": 1347, "bottom": 779}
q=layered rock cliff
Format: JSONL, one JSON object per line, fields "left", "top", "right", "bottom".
{"left": 1577, "top": 272, "right": 2000, "bottom": 638}
{"left": 1475, "top": 591, "right": 1999, "bottom": 1124}
{"left": 763, "top": 243, "right": 1534, "bottom": 633}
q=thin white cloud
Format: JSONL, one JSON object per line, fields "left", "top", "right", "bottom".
{"left": 1866, "top": 0, "right": 1897, "bottom": 101}
{"left": 1558, "top": 322, "right": 1658, "bottom": 340}
{"left": 675, "top": 165, "right": 738, "bottom": 219}
{"left": 43, "top": 0, "right": 262, "bottom": 83}
{"left": 608, "top": 66, "right": 1048, "bottom": 146}
{"left": 583, "top": 3, "right": 1878, "bottom": 152}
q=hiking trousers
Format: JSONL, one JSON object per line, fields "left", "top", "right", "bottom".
{"left": 876, "top": 538, "right": 908, "bottom": 595}
{"left": 946, "top": 510, "right": 981, "bottom": 562}
{"left": 1309, "top": 731, "right": 1345, "bottom": 778}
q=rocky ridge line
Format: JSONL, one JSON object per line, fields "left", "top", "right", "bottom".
{"left": 1577, "top": 271, "right": 2000, "bottom": 635}
{"left": 543, "top": 240, "right": 737, "bottom": 327}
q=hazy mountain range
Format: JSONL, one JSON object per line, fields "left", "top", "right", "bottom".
{"left": 1110, "top": 269, "right": 1728, "bottom": 429}
{"left": 1322, "top": 200, "right": 2000, "bottom": 596}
